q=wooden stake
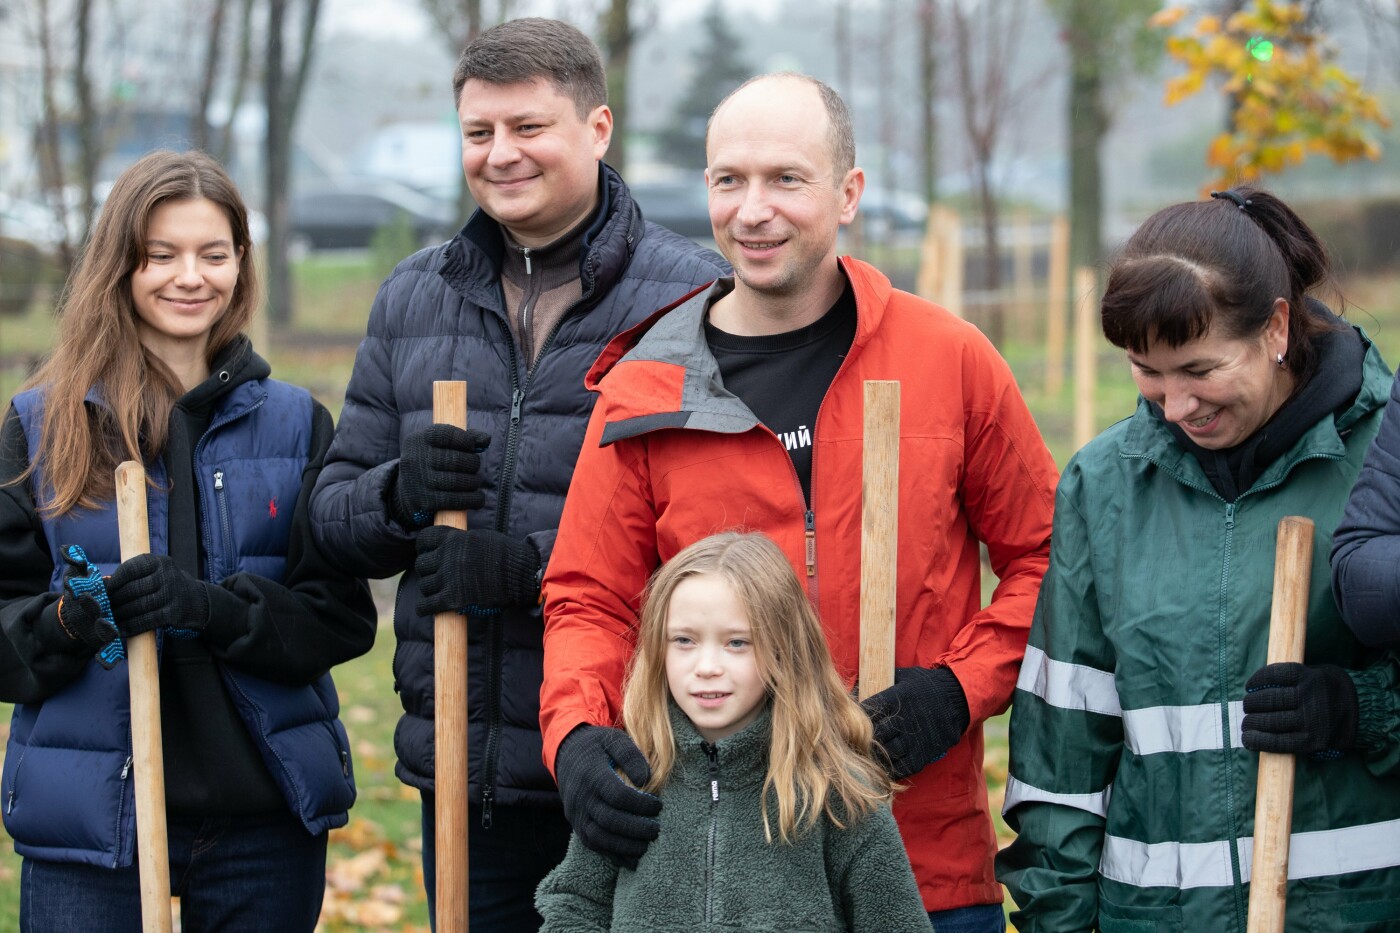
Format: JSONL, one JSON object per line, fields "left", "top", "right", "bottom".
{"left": 432, "top": 381, "right": 470, "bottom": 932}
{"left": 1247, "top": 516, "right": 1314, "bottom": 933}
{"left": 114, "top": 462, "right": 173, "bottom": 933}
{"left": 938, "top": 207, "right": 964, "bottom": 319}
{"left": 1012, "top": 210, "right": 1034, "bottom": 336}
{"left": 1072, "top": 265, "right": 1099, "bottom": 450}
{"left": 859, "top": 381, "right": 899, "bottom": 700}
{"left": 1044, "top": 215, "right": 1069, "bottom": 397}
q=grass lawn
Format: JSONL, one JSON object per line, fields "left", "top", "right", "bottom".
{"left": 0, "top": 255, "right": 1396, "bottom": 930}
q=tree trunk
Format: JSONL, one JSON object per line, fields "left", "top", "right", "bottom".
{"left": 264, "top": 0, "right": 321, "bottom": 328}
{"left": 600, "top": 0, "right": 631, "bottom": 173}
{"left": 215, "top": 0, "right": 257, "bottom": 164}
{"left": 1066, "top": 4, "right": 1105, "bottom": 275}
{"left": 195, "top": 0, "right": 229, "bottom": 152}
{"left": 919, "top": 0, "right": 939, "bottom": 205}
{"left": 74, "top": 0, "right": 99, "bottom": 239}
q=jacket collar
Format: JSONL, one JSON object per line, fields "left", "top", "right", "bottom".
{"left": 1118, "top": 326, "right": 1390, "bottom": 496}
{"left": 668, "top": 702, "right": 772, "bottom": 790}
{"left": 587, "top": 256, "right": 892, "bottom": 446}
{"left": 438, "top": 162, "right": 642, "bottom": 317}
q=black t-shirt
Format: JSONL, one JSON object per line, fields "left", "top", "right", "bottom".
{"left": 706, "top": 280, "right": 857, "bottom": 503}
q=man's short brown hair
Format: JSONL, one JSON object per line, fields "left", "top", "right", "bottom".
{"left": 452, "top": 18, "right": 607, "bottom": 117}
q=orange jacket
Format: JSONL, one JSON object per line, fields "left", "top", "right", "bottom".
{"left": 541, "top": 257, "right": 1058, "bottom": 911}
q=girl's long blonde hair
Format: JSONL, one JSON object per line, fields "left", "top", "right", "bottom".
{"left": 15, "top": 149, "right": 258, "bottom": 515}
{"left": 622, "top": 531, "right": 893, "bottom": 843}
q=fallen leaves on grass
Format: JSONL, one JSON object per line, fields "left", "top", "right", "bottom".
{"left": 317, "top": 818, "right": 427, "bottom": 932}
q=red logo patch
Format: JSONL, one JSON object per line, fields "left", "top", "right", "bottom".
{"left": 268, "top": 498, "right": 278, "bottom": 518}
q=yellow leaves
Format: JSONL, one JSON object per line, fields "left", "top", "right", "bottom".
{"left": 1148, "top": 6, "right": 1187, "bottom": 28}
{"left": 318, "top": 818, "right": 427, "bottom": 932}
{"left": 1153, "top": 0, "right": 1387, "bottom": 188}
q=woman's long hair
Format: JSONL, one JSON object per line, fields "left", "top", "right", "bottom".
{"left": 622, "top": 532, "right": 893, "bottom": 844}
{"left": 16, "top": 150, "right": 257, "bottom": 515}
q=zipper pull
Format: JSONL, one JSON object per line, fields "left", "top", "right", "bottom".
{"left": 520, "top": 247, "right": 532, "bottom": 275}
{"left": 705, "top": 743, "right": 720, "bottom": 802}
{"left": 340, "top": 750, "right": 349, "bottom": 777}
{"left": 481, "top": 785, "right": 494, "bottom": 829}
{"left": 804, "top": 510, "right": 817, "bottom": 577}
{"left": 214, "top": 470, "right": 224, "bottom": 490}
{"left": 6, "top": 790, "right": 13, "bottom": 815}
{"left": 1225, "top": 503, "right": 1235, "bottom": 529}
{"left": 510, "top": 389, "right": 524, "bottom": 427}
{"left": 121, "top": 755, "right": 132, "bottom": 780}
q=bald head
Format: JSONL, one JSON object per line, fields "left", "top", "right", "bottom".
{"left": 706, "top": 73, "right": 855, "bottom": 180}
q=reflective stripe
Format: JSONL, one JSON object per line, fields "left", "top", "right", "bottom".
{"left": 1002, "top": 775, "right": 1111, "bottom": 819}
{"left": 1017, "top": 645, "right": 1121, "bottom": 717}
{"left": 1101, "top": 819, "right": 1400, "bottom": 889}
{"left": 1123, "top": 701, "right": 1244, "bottom": 756}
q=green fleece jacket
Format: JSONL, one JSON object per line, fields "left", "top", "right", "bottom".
{"left": 535, "top": 706, "right": 928, "bottom": 932}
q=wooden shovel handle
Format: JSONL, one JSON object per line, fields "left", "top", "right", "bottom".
{"left": 432, "top": 381, "right": 469, "bottom": 932}
{"left": 1247, "top": 515, "right": 1314, "bottom": 933}
{"left": 859, "top": 381, "right": 900, "bottom": 700}
{"left": 115, "top": 462, "right": 172, "bottom": 933}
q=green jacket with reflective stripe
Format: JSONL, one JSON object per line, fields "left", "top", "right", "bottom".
{"left": 996, "top": 332, "right": 1400, "bottom": 933}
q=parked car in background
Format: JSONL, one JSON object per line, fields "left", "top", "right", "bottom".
{"left": 289, "top": 177, "right": 455, "bottom": 251}
{"left": 628, "top": 180, "right": 713, "bottom": 241}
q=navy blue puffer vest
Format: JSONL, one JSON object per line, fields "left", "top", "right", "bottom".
{"left": 2, "top": 380, "right": 354, "bottom": 868}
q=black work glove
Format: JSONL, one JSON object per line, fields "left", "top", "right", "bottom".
{"left": 57, "top": 544, "right": 124, "bottom": 667}
{"left": 555, "top": 725, "right": 662, "bottom": 870}
{"left": 413, "top": 527, "right": 542, "bottom": 618}
{"left": 1242, "top": 662, "right": 1358, "bottom": 756}
{"left": 106, "top": 554, "right": 211, "bottom": 639}
{"left": 388, "top": 425, "right": 490, "bottom": 527}
{"left": 862, "top": 666, "right": 970, "bottom": 781}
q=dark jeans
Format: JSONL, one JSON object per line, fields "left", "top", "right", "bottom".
{"left": 420, "top": 791, "right": 571, "bottom": 933}
{"left": 928, "top": 902, "right": 1008, "bottom": 933}
{"left": 20, "top": 810, "right": 326, "bottom": 933}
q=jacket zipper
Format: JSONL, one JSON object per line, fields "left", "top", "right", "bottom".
{"left": 223, "top": 672, "right": 315, "bottom": 825}
{"left": 213, "top": 470, "right": 235, "bottom": 579}
{"left": 704, "top": 742, "right": 720, "bottom": 924}
{"left": 1218, "top": 503, "right": 1247, "bottom": 932}
{"left": 4, "top": 744, "right": 28, "bottom": 816}
{"left": 112, "top": 753, "right": 132, "bottom": 868}
{"left": 193, "top": 396, "right": 266, "bottom": 583}
{"left": 479, "top": 272, "right": 601, "bottom": 826}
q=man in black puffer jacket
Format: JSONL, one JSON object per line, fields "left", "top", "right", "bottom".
{"left": 309, "top": 17, "right": 726, "bottom": 932}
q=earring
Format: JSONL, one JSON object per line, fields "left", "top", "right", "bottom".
{"left": 1276, "top": 352, "right": 1286, "bottom": 367}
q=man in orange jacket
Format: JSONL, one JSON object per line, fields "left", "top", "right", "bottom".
{"left": 540, "top": 72, "right": 1059, "bottom": 931}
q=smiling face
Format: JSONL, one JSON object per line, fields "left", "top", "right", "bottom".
{"left": 130, "top": 197, "right": 241, "bottom": 362}
{"left": 1129, "top": 300, "right": 1295, "bottom": 450}
{"left": 664, "top": 572, "right": 768, "bottom": 743}
{"left": 704, "top": 77, "right": 863, "bottom": 309}
{"left": 458, "top": 77, "right": 612, "bottom": 248}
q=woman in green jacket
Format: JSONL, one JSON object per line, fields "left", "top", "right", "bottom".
{"left": 535, "top": 532, "right": 928, "bottom": 932}
{"left": 997, "top": 188, "right": 1400, "bottom": 933}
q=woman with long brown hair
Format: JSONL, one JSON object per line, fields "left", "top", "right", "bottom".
{"left": 0, "top": 149, "right": 375, "bottom": 931}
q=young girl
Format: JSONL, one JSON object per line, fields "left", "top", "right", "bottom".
{"left": 535, "top": 531, "right": 928, "bottom": 932}
{"left": 0, "top": 149, "right": 376, "bottom": 931}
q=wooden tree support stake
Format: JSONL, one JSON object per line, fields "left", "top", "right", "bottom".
{"left": 432, "top": 381, "right": 470, "bottom": 932}
{"left": 115, "top": 462, "right": 173, "bottom": 933}
{"left": 859, "top": 381, "right": 900, "bottom": 700}
{"left": 1247, "top": 515, "right": 1314, "bottom": 933}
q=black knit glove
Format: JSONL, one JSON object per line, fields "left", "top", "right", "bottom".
{"left": 862, "top": 666, "right": 970, "bottom": 781}
{"left": 1242, "top": 662, "right": 1358, "bottom": 756}
{"left": 413, "top": 527, "right": 541, "bottom": 618}
{"left": 106, "top": 554, "right": 211, "bottom": 639}
{"left": 555, "top": 725, "right": 662, "bottom": 870}
{"left": 388, "top": 425, "right": 490, "bottom": 527}
{"left": 57, "top": 545, "right": 123, "bottom": 667}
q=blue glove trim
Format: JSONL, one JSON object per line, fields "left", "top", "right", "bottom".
{"left": 462, "top": 605, "right": 501, "bottom": 617}
{"left": 411, "top": 510, "right": 433, "bottom": 528}
{"left": 62, "top": 544, "right": 124, "bottom": 667}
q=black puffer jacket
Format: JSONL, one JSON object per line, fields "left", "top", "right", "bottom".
{"left": 310, "top": 165, "right": 727, "bottom": 814}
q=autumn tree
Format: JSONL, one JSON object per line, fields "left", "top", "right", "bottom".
{"left": 1154, "top": 0, "right": 1388, "bottom": 188}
